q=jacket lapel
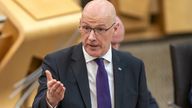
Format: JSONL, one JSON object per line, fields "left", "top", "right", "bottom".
{"left": 71, "top": 44, "right": 91, "bottom": 108}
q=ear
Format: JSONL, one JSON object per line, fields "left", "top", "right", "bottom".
{"left": 113, "top": 22, "right": 119, "bottom": 33}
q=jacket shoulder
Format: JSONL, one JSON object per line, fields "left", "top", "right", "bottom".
{"left": 114, "top": 49, "right": 143, "bottom": 64}
{"left": 45, "top": 44, "right": 78, "bottom": 60}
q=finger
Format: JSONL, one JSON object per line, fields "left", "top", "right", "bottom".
{"left": 58, "top": 85, "right": 66, "bottom": 97}
{"left": 55, "top": 83, "right": 64, "bottom": 94}
{"left": 51, "top": 81, "right": 62, "bottom": 93}
{"left": 47, "top": 81, "right": 58, "bottom": 96}
{"left": 45, "top": 70, "right": 53, "bottom": 81}
{"left": 57, "top": 87, "right": 65, "bottom": 99}
{"left": 57, "top": 83, "right": 66, "bottom": 95}
{"left": 47, "top": 79, "right": 57, "bottom": 89}
{"left": 56, "top": 86, "right": 65, "bottom": 100}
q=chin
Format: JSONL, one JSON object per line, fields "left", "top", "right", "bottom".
{"left": 88, "top": 52, "right": 101, "bottom": 57}
{"left": 86, "top": 50, "right": 101, "bottom": 57}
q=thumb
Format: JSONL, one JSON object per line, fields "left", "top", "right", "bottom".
{"left": 45, "top": 70, "right": 53, "bottom": 81}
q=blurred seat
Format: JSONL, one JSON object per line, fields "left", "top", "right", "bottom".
{"left": 0, "top": 0, "right": 81, "bottom": 107}
{"left": 0, "top": 19, "right": 18, "bottom": 62}
{"left": 170, "top": 43, "right": 192, "bottom": 108}
{"left": 0, "top": 34, "right": 13, "bottom": 61}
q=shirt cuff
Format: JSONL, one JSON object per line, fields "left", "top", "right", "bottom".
{"left": 46, "top": 97, "right": 58, "bottom": 108}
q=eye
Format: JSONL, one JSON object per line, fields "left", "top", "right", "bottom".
{"left": 95, "top": 28, "right": 105, "bottom": 32}
{"left": 82, "top": 26, "right": 91, "bottom": 30}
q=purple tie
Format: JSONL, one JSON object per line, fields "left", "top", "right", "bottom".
{"left": 95, "top": 58, "right": 111, "bottom": 108}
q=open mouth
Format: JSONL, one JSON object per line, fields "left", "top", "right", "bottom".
{"left": 89, "top": 44, "right": 98, "bottom": 47}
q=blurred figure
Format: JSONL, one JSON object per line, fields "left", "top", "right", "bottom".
{"left": 111, "top": 16, "right": 125, "bottom": 50}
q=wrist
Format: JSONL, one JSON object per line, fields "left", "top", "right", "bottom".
{"left": 46, "top": 91, "right": 59, "bottom": 107}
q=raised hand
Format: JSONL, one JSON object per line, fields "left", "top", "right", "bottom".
{"left": 46, "top": 70, "right": 65, "bottom": 107}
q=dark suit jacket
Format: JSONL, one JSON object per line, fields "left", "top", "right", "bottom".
{"left": 190, "top": 82, "right": 192, "bottom": 106}
{"left": 33, "top": 43, "right": 150, "bottom": 108}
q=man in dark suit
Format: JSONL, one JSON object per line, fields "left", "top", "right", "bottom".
{"left": 33, "top": 0, "right": 150, "bottom": 108}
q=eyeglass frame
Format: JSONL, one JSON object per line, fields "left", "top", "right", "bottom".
{"left": 79, "top": 22, "right": 116, "bottom": 35}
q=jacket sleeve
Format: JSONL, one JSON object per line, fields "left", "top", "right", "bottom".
{"left": 137, "top": 61, "right": 150, "bottom": 108}
{"left": 32, "top": 54, "right": 59, "bottom": 108}
{"left": 190, "top": 82, "right": 192, "bottom": 106}
{"left": 148, "top": 91, "right": 159, "bottom": 108}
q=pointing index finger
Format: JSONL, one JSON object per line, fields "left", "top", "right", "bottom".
{"left": 45, "top": 70, "right": 53, "bottom": 81}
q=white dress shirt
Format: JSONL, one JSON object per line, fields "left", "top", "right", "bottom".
{"left": 82, "top": 46, "right": 114, "bottom": 108}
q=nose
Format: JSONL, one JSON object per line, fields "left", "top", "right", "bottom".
{"left": 88, "top": 29, "right": 96, "bottom": 41}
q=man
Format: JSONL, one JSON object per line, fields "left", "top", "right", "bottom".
{"left": 111, "top": 16, "right": 125, "bottom": 50}
{"left": 33, "top": 0, "right": 149, "bottom": 108}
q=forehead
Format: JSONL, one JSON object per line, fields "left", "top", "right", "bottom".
{"left": 81, "top": 13, "right": 112, "bottom": 26}
{"left": 81, "top": 0, "right": 115, "bottom": 25}
{"left": 81, "top": 11, "right": 114, "bottom": 26}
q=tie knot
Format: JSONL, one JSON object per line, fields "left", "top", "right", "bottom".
{"left": 94, "top": 58, "right": 104, "bottom": 65}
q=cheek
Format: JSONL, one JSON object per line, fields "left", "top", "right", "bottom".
{"left": 101, "top": 36, "right": 112, "bottom": 47}
{"left": 104, "top": 35, "right": 112, "bottom": 43}
{"left": 81, "top": 35, "right": 88, "bottom": 43}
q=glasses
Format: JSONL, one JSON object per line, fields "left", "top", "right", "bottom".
{"left": 79, "top": 23, "right": 115, "bottom": 35}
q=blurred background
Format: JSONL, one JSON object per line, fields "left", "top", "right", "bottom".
{"left": 0, "top": 0, "right": 192, "bottom": 108}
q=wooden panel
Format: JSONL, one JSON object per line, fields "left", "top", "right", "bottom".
{"left": 0, "top": 0, "right": 81, "bottom": 107}
{"left": 119, "top": 0, "right": 150, "bottom": 18}
{"left": 0, "top": 20, "right": 18, "bottom": 62}
{"left": 0, "top": 10, "right": 6, "bottom": 31}
{"left": 0, "top": 23, "right": 3, "bottom": 33}
{"left": 109, "top": 0, "right": 119, "bottom": 14}
{"left": 162, "top": 0, "right": 192, "bottom": 34}
{"left": 121, "top": 16, "right": 149, "bottom": 32}
{"left": 118, "top": 0, "right": 150, "bottom": 32}
{"left": 14, "top": 0, "right": 81, "bottom": 20}
{"left": 0, "top": 35, "right": 13, "bottom": 61}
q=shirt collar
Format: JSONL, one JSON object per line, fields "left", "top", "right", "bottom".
{"left": 82, "top": 45, "right": 112, "bottom": 63}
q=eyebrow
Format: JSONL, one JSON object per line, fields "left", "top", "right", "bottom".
{"left": 81, "top": 22, "right": 107, "bottom": 27}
